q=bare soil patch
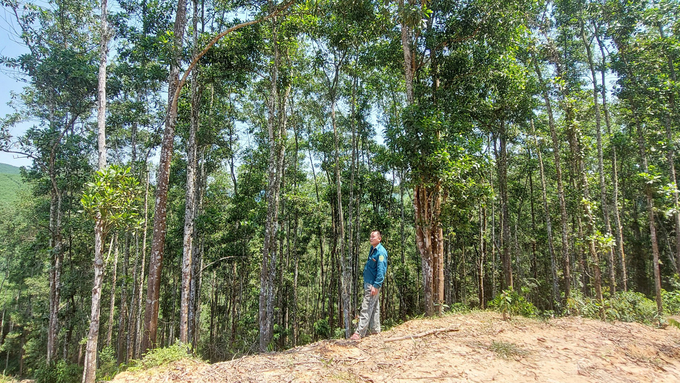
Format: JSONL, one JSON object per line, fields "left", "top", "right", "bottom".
{"left": 111, "top": 311, "right": 680, "bottom": 382}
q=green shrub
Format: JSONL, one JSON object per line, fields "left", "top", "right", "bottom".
{"left": 34, "top": 361, "right": 83, "bottom": 383}
{"left": 127, "top": 343, "right": 196, "bottom": 371}
{"left": 313, "top": 318, "right": 330, "bottom": 338}
{"left": 662, "top": 289, "right": 680, "bottom": 315}
{"left": 97, "top": 345, "right": 120, "bottom": 380}
{"left": 567, "top": 291, "right": 658, "bottom": 324}
{"left": 488, "top": 289, "right": 537, "bottom": 319}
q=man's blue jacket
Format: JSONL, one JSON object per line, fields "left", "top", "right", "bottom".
{"left": 363, "top": 243, "right": 388, "bottom": 288}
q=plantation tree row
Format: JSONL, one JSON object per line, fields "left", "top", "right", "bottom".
{"left": 0, "top": 0, "right": 679, "bottom": 379}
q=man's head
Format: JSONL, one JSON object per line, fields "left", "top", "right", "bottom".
{"left": 370, "top": 230, "right": 382, "bottom": 247}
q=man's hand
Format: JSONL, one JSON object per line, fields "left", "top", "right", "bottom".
{"left": 370, "top": 285, "right": 379, "bottom": 296}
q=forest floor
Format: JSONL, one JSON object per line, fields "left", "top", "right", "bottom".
{"left": 110, "top": 311, "right": 680, "bottom": 382}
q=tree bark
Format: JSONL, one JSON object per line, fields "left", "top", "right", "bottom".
{"left": 141, "top": 0, "right": 188, "bottom": 353}
{"left": 533, "top": 58, "right": 571, "bottom": 303}
{"left": 580, "top": 19, "right": 616, "bottom": 293}
{"left": 532, "top": 120, "right": 560, "bottom": 309}
{"left": 179, "top": 0, "right": 201, "bottom": 344}
{"left": 82, "top": 0, "right": 109, "bottom": 379}
{"left": 259, "top": 13, "right": 289, "bottom": 351}
{"left": 497, "top": 124, "right": 513, "bottom": 291}
{"left": 82, "top": 219, "right": 106, "bottom": 383}
{"left": 658, "top": 24, "right": 680, "bottom": 275}
{"left": 635, "top": 116, "right": 664, "bottom": 316}
{"left": 106, "top": 234, "right": 119, "bottom": 347}
{"left": 593, "top": 30, "right": 627, "bottom": 291}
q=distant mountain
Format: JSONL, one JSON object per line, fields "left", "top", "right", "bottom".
{"left": 0, "top": 163, "right": 26, "bottom": 205}
{"left": 0, "top": 163, "right": 22, "bottom": 175}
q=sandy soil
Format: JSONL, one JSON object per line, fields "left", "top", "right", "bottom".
{"left": 111, "top": 311, "right": 680, "bottom": 382}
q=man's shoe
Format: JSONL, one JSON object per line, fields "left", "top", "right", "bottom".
{"left": 349, "top": 333, "right": 361, "bottom": 341}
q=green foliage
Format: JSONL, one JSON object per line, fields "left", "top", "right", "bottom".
{"left": 313, "top": 318, "right": 331, "bottom": 339}
{"left": 488, "top": 289, "right": 537, "bottom": 319}
{"left": 34, "top": 361, "right": 83, "bottom": 383}
{"left": 567, "top": 291, "right": 659, "bottom": 324}
{"left": 661, "top": 289, "right": 680, "bottom": 315}
{"left": 97, "top": 346, "right": 120, "bottom": 380}
{"left": 81, "top": 165, "right": 143, "bottom": 233}
{"left": 127, "top": 343, "right": 197, "bottom": 371}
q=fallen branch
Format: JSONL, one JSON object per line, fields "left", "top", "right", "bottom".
{"left": 384, "top": 326, "right": 460, "bottom": 343}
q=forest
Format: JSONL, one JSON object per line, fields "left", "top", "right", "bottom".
{"left": 0, "top": 0, "right": 679, "bottom": 380}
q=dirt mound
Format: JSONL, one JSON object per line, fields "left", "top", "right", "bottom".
{"left": 111, "top": 311, "right": 680, "bottom": 382}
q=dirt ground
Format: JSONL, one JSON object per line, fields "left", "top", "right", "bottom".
{"left": 111, "top": 311, "right": 680, "bottom": 382}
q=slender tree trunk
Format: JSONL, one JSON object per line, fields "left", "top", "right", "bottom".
{"left": 82, "top": 219, "right": 106, "bottom": 383}
{"left": 479, "top": 203, "right": 486, "bottom": 308}
{"left": 106, "top": 234, "right": 119, "bottom": 347}
{"left": 658, "top": 24, "right": 680, "bottom": 275}
{"left": 635, "top": 116, "right": 664, "bottom": 316}
{"left": 179, "top": 0, "right": 201, "bottom": 343}
{"left": 47, "top": 186, "right": 63, "bottom": 364}
{"left": 82, "top": 1, "right": 109, "bottom": 379}
{"left": 593, "top": 30, "right": 627, "bottom": 290}
{"left": 117, "top": 235, "right": 129, "bottom": 363}
{"left": 135, "top": 170, "right": 151, "bottom": 358}
{"left": 331, "top": 83, "right": 351, "bottom": 338}
{"left": 259, "top": 14, "right": 288, "bottom": 351}
{"left": 189, "top": 154, "right": 205, "bottom": 348}
{"left": 533, "top": 58, "right": 571, "bottom": 303}
{"left": 399, "top": 0, "right": 415, "bottom": 105}
{"left": 580, "top": 20, "right": 616, "bottom": 293}
{"left": 142, "top": 0, "right": 188, "bottom": 353}
{"left": 497, "top": 124, "right": 513, "bottom": 291}
{"left": 531, "top": 120, "right": 560, "bottom": 309}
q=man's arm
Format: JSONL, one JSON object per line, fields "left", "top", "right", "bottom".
{"left": 373, "top": 248, "right": 387, "bottom": 289}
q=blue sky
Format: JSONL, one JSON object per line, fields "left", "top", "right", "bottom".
{"left": 1, "top": 6, "right": 32, "bottom": 168}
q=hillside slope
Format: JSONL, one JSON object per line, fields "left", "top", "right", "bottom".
{"left": 112, "top": 311, "right": 680, "bottom": 382}
{"left": 0, "top": 163, "right": 25, "bottom": 206}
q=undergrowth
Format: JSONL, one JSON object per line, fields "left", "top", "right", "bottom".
{"left": 488, "top": 288, "right": 537, "bottom": 319}
{"left": 566, "top": 290, "right": 680, "bottom": 324}
{"left": 487, "top": 287, "right": 680, "bottom": 325}
{"left": 126, "top": 343, "right": 199, "bottom": 372}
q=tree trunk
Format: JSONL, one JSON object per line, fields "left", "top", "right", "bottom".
{"left": 106, "top": 234, "right": 119, "bottom": 347}
{"left": 531, "top": 120, "right": 560, "bottom": 309}
{"left": 533, "top": 58, "right": 571, "bottom": 303}
{"left": 259, "top": 14, "right": 288, "bottom": 351}
{"left": 497, "top": 125, "right": 513, "bottom": 291}
{"left": 331, "top": 85, "right": 351, "bottom": 338}
{"left": 82, "top": 1, "right": 109, "bottom": 379}
{"left": 82, "top": 219, "right": 106, "bottom": 383}
{"left": 580, "top": 20, "right": 616, "bottom": 293}
{"left": 135, "top": 170, "right": 151, "bottom": 358}
{"left": 658, "top": 24, "right": 680, "bottom": 275}
{"left": 593, "top": 29, "right": 627, "bottom": 291}
{"left": 635, "top": 116, "right": 664, "bottom": 316}
{"left": 414, "top": 184, "right": 445, "bottom": 316}
{"left": 179, "top": 0, "right": 201, "bottom": 343}
{"left": 142, "top": 0, "right": 188, "bottom": 353}
{"left": 47, "top": 184, "right": 63, "bottom": 364}
{"left": 478, "top": 202, "right": 486, "bottom": 309}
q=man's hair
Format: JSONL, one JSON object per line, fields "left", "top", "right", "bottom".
{"left": 372, "top": 230, "right": 382, "bottom": 239}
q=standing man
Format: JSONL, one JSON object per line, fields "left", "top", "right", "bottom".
{"left": 350, "top": 230, "right": 388, "bottom": 340}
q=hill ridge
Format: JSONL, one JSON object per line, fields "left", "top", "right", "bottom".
{"left": 0, "top": 163, "right": 22, "bottom": 175}
{"left": 111, "top": 311, "right": 680, "bottom": 382}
